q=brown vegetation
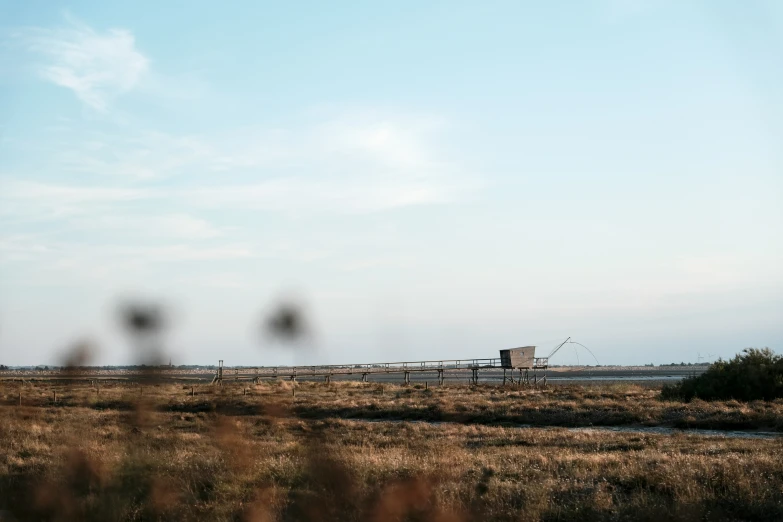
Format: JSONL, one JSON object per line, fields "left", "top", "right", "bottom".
{"left": 1, "top": 381, "right": 782, "bottom": 521}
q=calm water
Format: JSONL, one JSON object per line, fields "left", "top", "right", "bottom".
{"left": 353, "top": 419, "right": 782, "bottom": 440}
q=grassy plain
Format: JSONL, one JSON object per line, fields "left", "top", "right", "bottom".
{"left": 1, "top": 380, "right": 782, "bottom": 521}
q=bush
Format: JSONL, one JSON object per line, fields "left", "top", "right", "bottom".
{"left": 661, "top": 348, "right": 783, "bottom": 402}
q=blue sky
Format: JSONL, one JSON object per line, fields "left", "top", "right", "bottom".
{"left": 0, "top": 1, "right": 781, "bottom": 366}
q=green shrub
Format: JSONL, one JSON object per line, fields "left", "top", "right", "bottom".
{"left": 661, "top": 348, "right": 783, "bottom": 402}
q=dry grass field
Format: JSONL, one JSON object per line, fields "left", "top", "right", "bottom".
{"left": 1, "top": 380, "right": 782, "bottom": 521}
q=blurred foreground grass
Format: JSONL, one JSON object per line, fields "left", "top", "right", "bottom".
{"left": 1, "top": 381, "right": 782, "bottom": 521}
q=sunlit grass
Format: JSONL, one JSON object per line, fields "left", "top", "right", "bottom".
{"left": 1, "top": 381, "right": 782, "bottom": 520}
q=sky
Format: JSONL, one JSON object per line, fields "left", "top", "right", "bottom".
{"left": 0, "top": 1, "right": 781, "bottom": 367}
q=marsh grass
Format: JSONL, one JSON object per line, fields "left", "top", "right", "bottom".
{"left": 1, "top": 381, "right": 782, "bottom": 521}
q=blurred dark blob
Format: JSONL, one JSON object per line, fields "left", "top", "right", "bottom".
{"left": 148, "top": 476, "right": 180, "bottom": 514}
{"left": 60, "top": 340, "right": 95, "bottom": 370}
{"left": 264, "top": 301, "right": 309, "bottom": 344}
{"left": 120, "top": 302, "right": 165, "bottom": 336}
{"left": 241, "top": 486, "right": 279, "bottom": 522}
{"left": 213, "top": 415, "right": 253, "bottom": 472}
{"left": 32, "top": 448, "right": 107, "bottom": 521}
{"left": 117, "top": 300, "right": 169, "bottom": 383}
{"left": 283, "top": 442, "right": 358, "bottom": 521}
{"left": 63, "top": 448, "right": 107, "bottom": 496}
{"left": 59, "top": 340, "right": 97, "bottom": 388}
{"left": 369, "top": 476, "right": 439, "bottom": 522}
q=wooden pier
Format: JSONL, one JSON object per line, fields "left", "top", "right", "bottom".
{"left": 212, "top": 348, "right": 549, "bottom": 386}
{"left": 1, "top": 346, "right": 556, "bottom": 387}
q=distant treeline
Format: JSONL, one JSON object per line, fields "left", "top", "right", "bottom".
{"left": 648, "top": 362, "right": 711, "bottom": 367}
{"left": 0, "top": 364, "right": 217, "bottom": 371}
{"left": 3, "top": 362, "right": 714, "bottom": 371}
{"left": 548, "top": 362, "right": 710, "bottom": 368}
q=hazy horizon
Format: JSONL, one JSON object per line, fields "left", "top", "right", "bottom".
{"left": 1, "top": 1, "right": 781, "bottom": 367}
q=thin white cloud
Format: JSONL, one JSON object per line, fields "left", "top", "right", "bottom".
{"left": 58, "top": 131, "right": 208, "bottom": 180}
{"left": 0, "top": 236, "right": 256, "bottom": 286}
{"left": 0, "top": 180, "right": 149, "bottom": 202}
{"left": 18, "top": 14, "right": 148, "bottom": 110}
{"left": 0, "top": 175, "right": 464, "bottom": 220}
{"left": 600, "top": 0, "right": 666, "bottom": 22}
{"left": 182, "top": 177, "right": 461, "bottom": 215}
{"left": 0, "top": 108, "right": 478, "bottom": 289}
{"left": 314, "top": 113, "right": 445, "bottom": 169}
{"left": 0, "top": 179, "right": 154, "bottom": 221}
{"left": 0, "top": 235, "right": 53, "bottom": 262}
{"left": 0, "top": 179, "right": 152, "bottom": 220}
{"left": 7, "top": 109, "right": 477, "bottom": 213}
{"left": 77, "top": 214, "right": 223, "bottom": 240}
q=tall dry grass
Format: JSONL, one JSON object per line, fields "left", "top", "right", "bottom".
{"left": 1, "top": 381, "right": 782, "bottom": 521}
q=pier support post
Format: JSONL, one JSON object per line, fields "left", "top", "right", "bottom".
{"left": 438, "top": 369, "right": 444, "bottom": 386}
{"left": 404, "top": 371, "right": 410, "bottom": 385}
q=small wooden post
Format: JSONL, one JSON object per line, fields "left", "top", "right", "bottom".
{"left": 18, "top": 390, "right": 22, "bottom": 406}
{"left": 53, "top": 390, "right": 57, "bottom": 403}
{"left": 243, "top": 388, "right": 246, "bottom": 396}
{"left": 292, "top": 387, "right": 296, "bottom": 397}
{"left": 425, "top": 381, "right": 428, "bottom": 390}
{"left": 191, "top": 386, "right": 194, "bottom": 397}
